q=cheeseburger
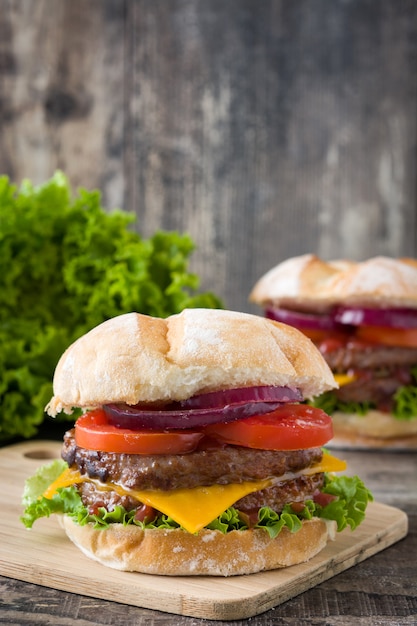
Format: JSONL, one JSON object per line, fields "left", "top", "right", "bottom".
{"left": 250, "top": 254, "right": 417, "bottom": 449}
{"left": 21, "top": 309, "right": 371, "bottom": 576}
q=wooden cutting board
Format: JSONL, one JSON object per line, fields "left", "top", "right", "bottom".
{"left": 0, "top": 440, "right": 408, "bottom": 621}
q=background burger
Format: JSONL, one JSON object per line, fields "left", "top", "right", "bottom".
{"left": 21, "top": 308, "right": 372, "bottom": 576}
{"left": 250, "top": 254, "right": 417, "bottom": 449}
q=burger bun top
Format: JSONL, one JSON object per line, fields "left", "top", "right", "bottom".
{"left": 46, "top": 308, "right": 336, "bottom": 416}
{"left": 250, "top": 254, "right": 417, "bottom": 311}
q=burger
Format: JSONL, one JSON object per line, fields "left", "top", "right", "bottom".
{"left": 21, "top": 308, "right": 372, "bottom": 576}
{"left": 250, "top": 254, "right": 417, "bottom": 449}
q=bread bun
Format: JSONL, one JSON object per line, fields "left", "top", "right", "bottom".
{"left": 328, "top": 410, "right": 417, "bottom": 450}
{"left": 59, "top": 515, "right": 334, "bottom": 576}
{"left": 46, "top": 308, "right": 336, "bottom": 416}
{"left": 250, "top": 254, "right": 417, "bottom": 310}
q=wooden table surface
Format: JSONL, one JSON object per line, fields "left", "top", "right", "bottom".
{"left": 0, "top": 445, "right": 416, "bottom": 625}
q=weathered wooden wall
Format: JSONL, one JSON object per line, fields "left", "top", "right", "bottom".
{"left": 1, "top": 0, "right": 416, "bottom": 313}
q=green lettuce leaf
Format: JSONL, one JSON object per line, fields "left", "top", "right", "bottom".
{"left": 317, "top": 474, "right": 373, "bottom": 531}
{"left": 255, "top": 504, "right": 304, "bottom": 538}
{"left": 393, "top": 385, "right": 417, "bottom": 419}
{"left": 393, "top": 366, "right": 417, "bottom": 420}
{"left": 0, "top": 172, "right": 223, "bottom": 443}
{"left": 21, "top": 486, "right": 86, "bottom": 529}
{"left": 21, "top": 458, "right": 68, "bottom": 507}
{"left": 206, "top": 507, "right": 245, "bottom": 533}
{"left": 21, "top": 461, "right": 373, "bottom": 537}
{"left": 310, "top": 392, "right": 372, "bottom": 417}
{"left": 21, "top": 459, "right": 83, "bottom": 528}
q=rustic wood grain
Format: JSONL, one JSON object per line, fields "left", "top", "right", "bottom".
{"left": 0, "top": 0, "right": 126, "bottom": 206}
{"left": 0, "top": 0, "right": 416, "bottom": 313}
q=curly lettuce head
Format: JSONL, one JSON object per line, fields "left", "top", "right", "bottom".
{"left": 0, "top": 171, "right": 223, "bottom": 443}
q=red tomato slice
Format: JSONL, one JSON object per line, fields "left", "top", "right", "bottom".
{"left": 300, "top": 328, "right": 350, "bottom": 345}
{"left": 355, "top": 325, "right": 417, "bottom": 348}
{"left": 205, "top": 404, "right": 333, "bottom": 450}
{"left": 75, "top": 409, "right": 204, "bottom": 454}
{"left": 298, "top": 328, "right": 332, "bottom": 342}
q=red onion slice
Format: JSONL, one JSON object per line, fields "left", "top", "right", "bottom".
{"left": 334, "top": 306, "right": 417, "bottom": 329}
{"left": 265, "top": 306, "right": 344, "bottom": 331}
{"left": 179, "top": 385, "right": 302, "bottom": 409}
{"left": 104, "top": 385, "right": 303, "bottom": 431}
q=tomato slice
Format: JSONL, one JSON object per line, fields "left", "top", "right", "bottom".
{"left": 299, "top": 328, "right": 351, "bottom": 345}
{"left": 204, "top": 404, "right": 333, "bottom": 450}
{"left": 298, "top": 328, "right": 332, "bottom": 342}
{"left": 75, "top": 409, "right": 204, "bottom": 454}
{"left": 75, "top": 405, "right": 333, "bottom": 454}
{"left": 355, "top": 325, "right": 417, "bottom": 348}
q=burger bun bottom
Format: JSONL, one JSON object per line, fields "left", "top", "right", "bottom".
{"left": 328, "top": 410, "right": 417, "bottom": 450}
{"left": 59, "top": 516, "right": 335, "bottom": 576}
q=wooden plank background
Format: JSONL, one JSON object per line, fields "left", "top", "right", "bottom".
{"left": 0, "top": 0, "right": 416, "bottom": 313}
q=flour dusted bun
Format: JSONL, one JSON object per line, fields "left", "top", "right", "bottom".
{"left": 46, "top": 308, "right": 336, "bottom": 416}
{"left": 250, "top": 254, "right": 417, "bottom": 310}
{"left": 60, "top": 515, "right": 334, "bottom": 576}
{"left": 329, "top": 410, "right": 417, "bottom": 450}
{"left": 250, "top": 254, "right": 343, "bottom": 311}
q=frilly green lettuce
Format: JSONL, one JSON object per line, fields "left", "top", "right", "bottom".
{"left": 0, "top": 172, "right": 223, "bottom": 443}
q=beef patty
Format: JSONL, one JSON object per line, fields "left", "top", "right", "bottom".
{"left": 62, "top": 430, "right": 325, "bottom": 517}
{"left": 320, "top": 343, "right": 417, "bottom": 409}
{"left": 323, "top": 343, "right": 417, "bottom": 373}
{"left": 62, "top": 430, "right": 323, "bottom": 490}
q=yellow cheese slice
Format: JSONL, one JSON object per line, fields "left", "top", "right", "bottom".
{"left": 126, "top": 480, "right": 272, "bottom": 533}
{"left": 43, "top": 452, "right": 346, "bottom": 534}
{"left": 334, "top": 373, "right": 357, "bottom": 387}
{"left": 44, "top": 470, "right": 271, "bottom": 533}
{"left": 309, "top": 452, "right": 346, "bottom": 474}
{"left": 43, "top": 467, "right": 87, "bottom": 500}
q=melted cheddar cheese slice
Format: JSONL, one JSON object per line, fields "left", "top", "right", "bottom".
{"left": 43, "top": 453, "right": 347, "bottom": 534}
{"left": 333, "top": 373, "right": 357, "bottom": 387}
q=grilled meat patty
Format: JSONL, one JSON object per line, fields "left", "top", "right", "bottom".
{"left": 334, "top": 370, "right": 412, "bottom": 407}
{"left": 323, "top": 344, "right": 417, "bottom": 373}
{"left": 62, "top": 430, "right": 325, "bottom": 517}
{"left": 62, "top": 430, "right": 323, "bottom": 490}
{"left": 320, "top": 343, "right": 417, "bottom": 409}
